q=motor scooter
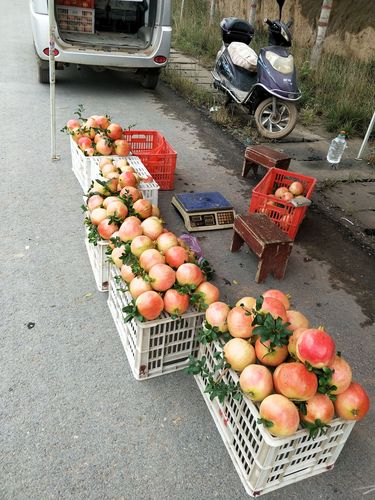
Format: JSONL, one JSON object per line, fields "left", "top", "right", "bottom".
{"left": 212, "top": 17, "right": 301, "bottom": 139}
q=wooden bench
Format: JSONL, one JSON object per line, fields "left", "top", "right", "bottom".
{"left": 230, "top": 213, "right": 293, "bottom": 283}
{"left": 242, "top": 145, "right": 291, "bottom": 177}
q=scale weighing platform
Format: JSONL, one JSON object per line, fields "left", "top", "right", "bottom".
{"left": 171, "top": 192, "right": 235, "bottom": 231}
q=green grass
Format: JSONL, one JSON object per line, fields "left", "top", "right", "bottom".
{"left": 171, "top": 0, "right": 375, "bottom": 136}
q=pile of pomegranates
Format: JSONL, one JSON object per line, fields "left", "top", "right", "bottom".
{"left": 64, "top": 112, "right": 130, "bottom": 157}
{"left": 198, "top": 288, "right": 370, "bottom": 438}
{"left": 84, "top": 168, "right": 219, "bottom": 322}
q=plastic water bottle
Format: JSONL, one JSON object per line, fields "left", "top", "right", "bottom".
{"left": 327, "top": 131, "right": 347, "bottom": 167}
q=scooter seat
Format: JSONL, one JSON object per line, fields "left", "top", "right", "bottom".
{"left": 228, "top": 42, "right": 258, "bottom": 72}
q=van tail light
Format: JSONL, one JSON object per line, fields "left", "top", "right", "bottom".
{"left": 43, "top": 48, "right": 59, "bottom": 56}
{"left": 153, "top": 55, "right": 167, "bottom": 64}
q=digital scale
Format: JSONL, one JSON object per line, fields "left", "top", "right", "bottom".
{"left": 171, "top": 192, "right": 235, "bottom": 231}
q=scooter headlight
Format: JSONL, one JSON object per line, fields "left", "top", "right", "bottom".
{"left": 265, "top": 51, "right": 294, "bottom": 74}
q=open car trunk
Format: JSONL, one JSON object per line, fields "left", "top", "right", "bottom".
{"left": 56, "top": 0, "right": 157, "bottom": 51}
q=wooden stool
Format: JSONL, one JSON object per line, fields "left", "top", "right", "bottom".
{"left": 230, "top": 213, "right": 293, "bottom": 283}
{"left": 242, "top": 145, "right": 291, "bottom": 177}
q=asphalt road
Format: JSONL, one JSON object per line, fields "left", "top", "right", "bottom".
{"left": 1, "top": 2, "right": 374, "bottom": 499}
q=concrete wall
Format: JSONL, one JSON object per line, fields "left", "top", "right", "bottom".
{"left": 216, "top": 0, "right": 375, "bottom": 61}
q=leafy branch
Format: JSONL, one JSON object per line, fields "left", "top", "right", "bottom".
{"left": 301, "top": 418, "right": 331, "bottom": 439}
{"left": 305, "top": 363, "right": 337, "bottom": 400}
{"left": 189, "top": 291, "right": 208, "bottom": 311}
{"left": 195, "top": 321, "right": 221, "bottom": 344}
{"left": 122, "top": 300, "right": 145, "bottom": 323}
{"left": 185, "top": 351, "right": 242, "bottom": 404}
{"left": 84, "top": 218, "right": 100, "bottom": 245}
{"left": 197, "top": 257, "right": 215, "bottom": 281}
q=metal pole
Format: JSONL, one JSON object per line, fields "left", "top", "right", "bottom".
{"left": 209, "top": 0, "right": 216, "bottom": 25}
{"left": 48, "top": 0, "right": 60, "bottom": 161}
{"left": 356, "top": 111, "right": 375, "bottom": 160}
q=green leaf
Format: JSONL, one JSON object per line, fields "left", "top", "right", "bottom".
{"left": 255, "top": 296, "right": 264, "bottom": 311}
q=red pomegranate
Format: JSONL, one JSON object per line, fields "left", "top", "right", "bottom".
{"left": 273, "top": 362, "right": 318, "bottom": 401}
{"left": 255, "top": 338, "right": 288, "bottom": 367}
{"left": 164, "top": 246, "right": 189, "bottom": 268}
{"left": 205, "top": 302, "right": 230, "bottom": 332}
{"left": 259, "top": 394, "right": 300, "bottom": 437}
{"left": 223, "top": 338, "right": 256, "bottom": 372}
{"left": 139, "top": 249, "right": 165, "bottom": 272}
{"left": 334, "top": 382, "right": 370, "bottom": 421}
{"left": 129, "top": 276, "right": 153, "bottom": 299}
{"left": 136, "top": 291, "right": 164, "bottom": 321}
{"left": 148, "top": 263, "right": 176, "bottom": 292}
{"left": 261, "top": 296, "right": 287, "bottom": 322}
{"left": 263, "top": 289, "right": 290, "bottom": 310}
{"left": 329, "top": 355, "right": 352, "bottom": 395}
{"left": 296, "top": 328, "right": 336, "bottom": 368}
{"left": 286, "top": 310, "right": 309, "bottom": 331}
{"left": 227, "top": 306, "right": 254, "bottom": 339}
{"left": 195, "top": 282, "right": 220, "bottom": 307}
{"left": 163, "top": 289, "right": 189, "bottom": 316}
{"left": 239, "top": 364, "right": 274, "bottom": 402}
{"left": 176, "top": 263, "right": 203, "bottom": 288}
{"left": 300, "top": 394, "right": 334, "bottom": 425}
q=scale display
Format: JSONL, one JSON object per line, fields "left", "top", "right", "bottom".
{"left": 171, "top": 192, "right": 235, "bottom": 232}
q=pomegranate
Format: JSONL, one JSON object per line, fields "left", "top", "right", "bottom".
{"left": 148, "top": 263, "right": 176, "bottom": 292}
{"left": 164, "top": 246, "right": 189, "bottom": 268}
{"left": 334, "top": 382, "right": 370, "bottom": 421}
{"left": 119, "top": 218, "right": 143, "bottom": 242}
{"left": 141, "top": 217, "right": 164, "bottom": 241}
{"left": 136, "top": 291, "right": 164, "bottom": 321}
{"left": 239, "top": 364, "right": 274, "bottom": 402}
{"left": 119, "top": 171, "right": 138, "bottom": 188}
{"left": 176, "top": 263, "right": 204, "bottom": 288}
{"left": 67, "top": 118, "right": 81, "bottom": 130}
{"left": 120, "top": 264, "right": 135, "bottom": 284}
{"left": 274, "top": 186, "right": 289, "bottom": 199}
{"left": 102, "top": 196, "right": 119, "bottom": 209}
{"left": 227, "top": 307, "right": 254, "bottom": 339}
{"left": 139, "top": 249, "right": 165, "bottom": 272}
{"left": 97, "top": 219, "right": 119, "bottom": 240}
{"left": 106, "top": 201, "right": 128, "bottom": 221}
{"left": 163, "top": 289, "right": 189, "bottom": 316}
{"left": 329, "top": 355, "right": 352, "bottom": 395}
{"left": 263, "top": 289, "right": 290, "bottom": 310}
{"left": 195, "top": 282, "right": 220, "bottom": 307}
{"left": 111, "top": 246, "right": 126, "bottom": 268}
{"left": 130, "top": 235, "right": 154, "bottom": 258}
{"left": 84, "top": 147, "right": 95, "bottom": 157}
{"left": 107, "top": 123, "right": 123, "bottom": 140}
{"left": 259, "top": 394, "right": 300, "bottom": 437}
{"left": 114, "top": 139, "right": 130, "bottom": 156}
{"left": 95, "top": 115, "right": 110, "bottom": 129}
{"left": 151, "top": 204, "right": 160, "bottom": 217}
{"left": 106, "top": 171, "right": 119, "bottom": 180}
{"left": 156, "top": 232, "right": 179, "bottom": 253}
{"left": 101, "top": 163, "right": 118, "bottom": 177}
{"left": 205, "top": 302, "right": 230, "bottom": 332}
{"left": 93, "top": 178, "right": 118, "bottom": 195}
{"left": 116, "top": 159, "right": 131, "bottom": 170}
{"left": 223, "top": 338, "right": 256, "bottom": 372}
{"left": 286, "top": 310, "right": 309, "bottom": 331}
{"left": 261, "top": 296, "right": 287, "bottom": 322}
{"left": 296, "top": 328, "right": 336, "bottom": 368}
{"left": 287, "top": 327, "right": 307, "bottom": 358}
{"left": 99, "top": 158, "right": 113, "bottom": 169}
{"left": 129, "top": 276, "right": 153, "bottom": 299}
{"left": 281, "top": 191, "right": 294, "bottom": 203}
{"left": 87, "top": 195, "right": 104, "bottom": 211}
{"left": 273, "top": 362, "right": 318, "bottom": 401}
{"left": 90, "top": 207, "right": 107, "bottom": 226}
{"left": 120, "top": 186, "right": 143, "bottom": 202}
{"left": 78, "top": 136, "right": 92, "bottom": 151}
{"left": 235, "top": 296, "right": 256, "bottom": 311}
{"left": 289, "top": 181, "right": 304, "bottom": 196}
{"left": 71, "top": 127, "right": 84, "bottom": 142}
{"left": 255, "top": 338, "right": 288, "bottom": 367}
{"left": 300, "top": 393, "right": 334, "bottom": 425}
{"left": 96, "top": 138, "right": 113, "bottom": 156}
{"left": 133, "top": 199, "right": 153, "bottom": 220}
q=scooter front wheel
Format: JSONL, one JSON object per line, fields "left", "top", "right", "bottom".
{"left": 254, "top": 98, "right": 297, "bottom": 139}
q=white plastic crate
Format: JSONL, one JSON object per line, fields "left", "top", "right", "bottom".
{"left": 107, "top": 266, "right": 205, "bottom": 380}
{"left": 70, "top": 137, "right": 159, "bottom": 205}
{"left": 84, "top": 228, "right": 110, "bottom": 292}
{"left": 195, "top": 340, "right": 355, "bottom": 497}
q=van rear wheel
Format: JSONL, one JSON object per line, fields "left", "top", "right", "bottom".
{"left": 38, "top": 64, "right": 50, "bottom": 84}
{"left": 141, "top": 69, "right": 160, "bottom": 90}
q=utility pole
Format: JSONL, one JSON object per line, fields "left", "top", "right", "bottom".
{"left": 310, "top": 0, "right": 333, "bottom": 69}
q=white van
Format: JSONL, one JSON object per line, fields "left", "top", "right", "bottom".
{"left": 29, "top": 0, "right": 172, "bottom": 88}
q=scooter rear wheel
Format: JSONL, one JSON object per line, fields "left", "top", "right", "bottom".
{"left": 254, "top": 98, "right": 297, "bottom": 139}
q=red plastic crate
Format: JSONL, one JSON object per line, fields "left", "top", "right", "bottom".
{"left": 249, "top": 168, "right": 317, "bottom": 239}
{"left": 123, "top": 130, "right": 177, "bottom": 190}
